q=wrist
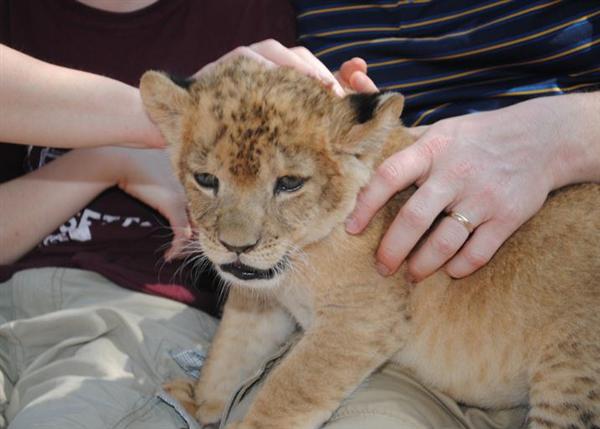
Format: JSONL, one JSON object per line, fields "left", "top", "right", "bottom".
{"left": 525, "top": 93, "right": 600, "bottom": 190}
{"left": 120, "top": 86, "right": 166, "bottom": 148}
{"left": 67, "top": 146, "right": 125, "bottom": 189}
{"left": 567, "top": 92, "right": 600, "bottom": 184}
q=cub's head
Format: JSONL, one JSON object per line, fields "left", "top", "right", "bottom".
{"left": 140, "top": 56, "right": 405, "bottom": 289}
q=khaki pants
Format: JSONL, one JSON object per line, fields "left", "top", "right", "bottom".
{"left": 0, "top": 268, "right": 216, "bottom": 429}
{"left": 1, "top": 268, "right": 527, "bottom": 429}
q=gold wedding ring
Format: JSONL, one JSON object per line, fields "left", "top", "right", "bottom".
{"left": 448, "top": 211, "right": 476, "bottom": 234}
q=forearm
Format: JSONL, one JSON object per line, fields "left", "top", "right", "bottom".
{"left": 0, "top": 44, "right": 164, "bottom": 148}
{"left": 0, "top": 148, "right": 117, "bottom": 264}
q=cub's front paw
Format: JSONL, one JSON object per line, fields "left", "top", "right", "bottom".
{"left": 195, "top": 399, "right": 227, "bottom": 426}
{"left": 163, "top": 379, "right": 198, "bottom": 415}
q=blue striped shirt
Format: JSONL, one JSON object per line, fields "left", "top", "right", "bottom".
{"left": 293, "top": 0, "right": 600, "bottom": 125}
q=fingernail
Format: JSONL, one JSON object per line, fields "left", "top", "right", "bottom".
{"left": 320, "top": 76, "right": 344, "bottom": 97}
{"left": 319, "top": 73, "right": 337, "bottom": 88}
{"left": 320, "top": 75, "right": 334, "bottom": 87}
{"left": 345, "top": 216, "right": 360, "bottom": 234}
{"left": 376, "top": 262, "right": 390, "bottom": 277}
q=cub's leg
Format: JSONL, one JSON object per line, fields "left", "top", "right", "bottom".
{"left": 193, "top": 288, "right": 296, "bottom": 426}
{"left": 163, "top": 378, "right": 199, "bottom": 415}
{"left": 226, "top": 284, "right": 407, "bottom": 429}
{"left": 527, "top": 336, "right": 600, "bottom": 429}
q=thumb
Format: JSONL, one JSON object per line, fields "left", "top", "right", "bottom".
{"left": 164, "top": 223, "right": 192, "bottom": 261}
{"left": 162, "top": 203, "right": 192, "bottom": 261}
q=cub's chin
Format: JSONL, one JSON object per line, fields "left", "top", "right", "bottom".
{"left": 216, "top": 257, "right": 289, "bottom": 289}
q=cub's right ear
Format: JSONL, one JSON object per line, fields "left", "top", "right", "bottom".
{"left": 139, "top": 71, "right": 193, "bottom": 146}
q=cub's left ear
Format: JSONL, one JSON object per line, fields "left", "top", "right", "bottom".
{"left": 334, "top": 91, "right": 404, "bottom": 157}
{"left": 139, "top": 71, "right": 193, "bottom": 146}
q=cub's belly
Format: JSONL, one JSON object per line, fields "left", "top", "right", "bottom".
{"left": 390, "top": 331, "right": 529, "bottom": 409}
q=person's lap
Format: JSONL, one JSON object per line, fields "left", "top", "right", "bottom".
{"left": 222, "top": 350, "right": 528, "bottom": 429}
{"left": 0, "top": 267, "right": 217, "bottom": 429}
{"left": 0, "top": 267, "right": 527, "bottom": 429}
{"left": 323, "top": 364, "right": 527, "bottom": 429}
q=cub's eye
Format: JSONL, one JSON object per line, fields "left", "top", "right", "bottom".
{"left": 194, "top": 173, "right": 219, "bottom": 193}
{"left": 275, "top": 176, "right": 306, "bottom": 195}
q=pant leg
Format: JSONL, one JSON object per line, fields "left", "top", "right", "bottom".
{"left": 0, "top": 281, "right": 16, "bottom": 429}
{"left": 222, "top": 350, "right": 528, "bottom": 429}
{"left": 323, "top": 363, "right": 527, "bottom": 429}
{"left": 0, "top": 267, "right": 217, "bottom": 429}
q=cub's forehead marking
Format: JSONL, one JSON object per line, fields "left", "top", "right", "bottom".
{"left": 191, "top": 58, "right": 335, "bottom": 181}
{"left": 211, "top": 102, "right": 224, "bottom": 120}
{"left": 215, "top": 124, "right": 228, "bottom": 142}
{"left": 227, "top": 113, "right": 282, "bottom": 178}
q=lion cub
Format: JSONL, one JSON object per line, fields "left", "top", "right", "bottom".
{"left": 140, "top": 57, "right": 600, "bottom": 429}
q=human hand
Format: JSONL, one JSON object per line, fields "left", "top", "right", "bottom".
{"left": 195, "top": 39, "right": 350, "bottom": 97}
{"left": 337, "top": 57, "right": 379, "bottom": 94}
{"left": 101, "top": 146, "right": 190, "bottom": 260}
{"left": 345, "top": 97, "right": 568, "bottom": 281}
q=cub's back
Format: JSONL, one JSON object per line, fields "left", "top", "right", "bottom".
{"left": 399, "top": 182, "right": 600, "bottom": 407}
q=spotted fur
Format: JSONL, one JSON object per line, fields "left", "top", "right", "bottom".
{"left": 141, "top": 56, "right": 600, "bottom": 429}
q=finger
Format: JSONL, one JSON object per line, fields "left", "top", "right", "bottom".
{"left": 162, "top": 196, "right": 192, "bottom": 261}
{"left": 407, "top": 205, "right": 483, "bottom": 281}
{"left": 165, "top": 223, "right": 192, "bottom": 261}
{"left": 375, "top": 182, "right": 456, "bottom": 276}
{"left": 407, "top": 125, "right": 429, "bottom": 140}
{"left": 250, "top": 39, "right": 330, "bottom": 83}
{"left": 346, "top": 144, "right": 430, "bottom": 234}
{"left": 339, "top": 57, "right": 368, "bottom": 87}
{"left": 333, "top": 70, "right": 346, "bottom": 89}
{"left": 291, "top": 46, "right": 344, "bottom": 96}
{"left": 445, "top": 220, "right": 515, "bottom": 278}
{"left": 348, "top": 71, "right": 378, "bottom": 94}
{"left": 339, "top": 58, "right": 377, "bottom": 93}
{"left": 194, "top": 46, "right": 277, "bottom": 78}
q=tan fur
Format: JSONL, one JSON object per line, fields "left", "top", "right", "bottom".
{"left": 140, "top": 57, "right": 600, "bottom": 429}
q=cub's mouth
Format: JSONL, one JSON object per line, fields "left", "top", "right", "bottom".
{"left": 220, "top": 258, "right": 288, "bottom": 281}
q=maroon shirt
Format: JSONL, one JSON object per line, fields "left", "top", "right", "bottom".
{"left": 0, "top": 0, "right": 296, "bottom": 314}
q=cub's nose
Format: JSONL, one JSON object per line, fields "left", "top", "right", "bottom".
{"left": 219, "top": 239, "right": 259, "bottom": 254}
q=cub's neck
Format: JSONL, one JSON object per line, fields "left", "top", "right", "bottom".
{"left": 378, "top": 124, "right": 416, "bottom": 167}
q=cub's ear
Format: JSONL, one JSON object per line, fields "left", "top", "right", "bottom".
{"left": 333, "top": 91, "right": 404, "bottom": 159}
{"left": 348, "top": 92, "right": 404, "bottom": 124}
{"left": 139, "top": 71, "right": 193, "bottom": 146}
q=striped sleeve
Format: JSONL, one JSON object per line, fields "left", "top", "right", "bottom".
{"left": 293, "top": 0, "right": 600, "bottom": 125}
